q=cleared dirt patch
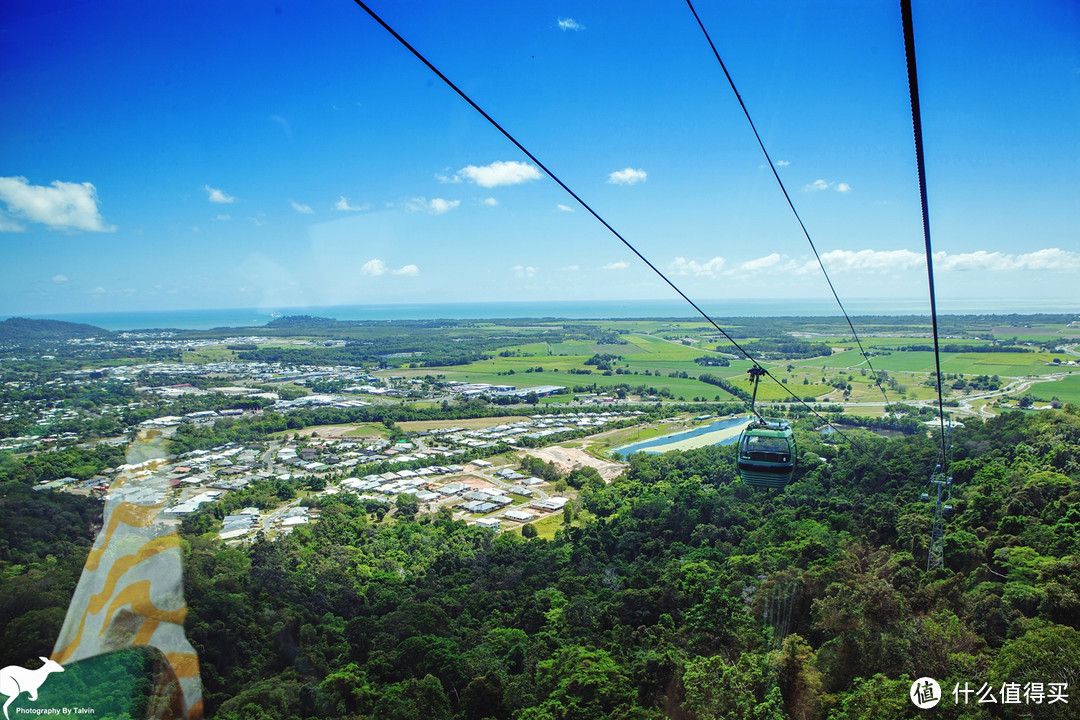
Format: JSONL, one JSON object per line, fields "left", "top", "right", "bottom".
{"left": 397, "top": 416, "right": 529, "bottom": 432}
{"left": 290, "top": 423, "right": 388, "bottom": 440}
{"left": 525, "top": 446, "right": 627, "bottom": 481}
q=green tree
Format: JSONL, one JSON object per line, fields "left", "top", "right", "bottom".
{"left": 682, "top": 653, "right": 782, "bottom": 720}
{"left": 371, "top": 675, "right": 451, "bottom": 720}
{"left": 991, "top": 623, "right": 1080, "bottom": 719}
{"left": 527, "top": 646, "right": 634, "bottom": 720}
{"left": 830, "top": 674, "right": 914, "bottom": 720}
{"left": 395, "top": 493, "right": 419, "bottom": 520}
{"left": 461, "top": 673, "right": 508, "bottom": 720}
{"left": 775, "top": 634, "right": 823, "bottom": 720}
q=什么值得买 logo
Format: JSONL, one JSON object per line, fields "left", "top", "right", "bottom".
{"left": 910, "top": 676, "right": 942, "bottom": 709}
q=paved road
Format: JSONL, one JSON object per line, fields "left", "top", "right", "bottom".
{"left": 259, "top": 498, "right": 303, "bottom": 533}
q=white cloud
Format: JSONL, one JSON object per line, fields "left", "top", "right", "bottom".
{"left": 776, "top": 160, "right": 791, "bottom": 167}
{"left": 803, "top": 247, "right": 1080, "bottom": 275}
{"left": 0, "top": 214, "right": 24, "bottom": 232}
{"left": 703, "top": 247, "right": 1080, "bottom": 280}
{"left": 291, "top": 200, "right": 314, "bottom": 214}
{"left": 729, "top": 253, "right": 788, "bottom": 275}
{"left": 556, "top": 204, "right": 575, "bottom": 213}
{"left": 361, "top": 259, "right": 418, "bottom": 277}
{"left": 429, "top": 198, "right": 459, "bottom": 214}
{"left": 669, "top": 256, "right": 726, "bottom": 277}
{"left": 933, "top": 248, "right": 1080, "bottom": 272}
{"left": 454, "top": 161, "right": 541, "bottom": 188}
{"left": 88, "top": 286, "right": 106, "bottom": 295}
{"left": 52, "top": 274, "right": 68, "bottom": 284}
{"left": 361, "top": 259, "right": 387, "bottom": 276}
{"left": 558, "top": 17, "right": 584, "bottom": 31}
{"left": 602, "top": 261, "right": 629, "bottom": 271}
{"left": 0, "top": 176, "right": 115, "bottom": 232}
{"left": 816, "top": 249, "right": 923, "bottom": 273}
{"left": 481, "top": 197, "right": 498, "bottom": 207}
{"left": 335, "top": 196, "right": 369, "bottom": 211}
{"left": 406, "top": 197, "right": 460, "bottom": 214}
{"left": 561, "top": 265, "right": 580, "bottom": 272}
{"left": 512, "top": 265, "right": 536, "bottom": 278}
{"left": 804, "top": 179, "right": 851, "bottom": 193}
{"left": 607, "top": 168, "right": 647, "bottom": 185}
{"left": 214, "top": 214, "right": 231, "bottom": 221}
{"left": 204, "top": 185, "right": 236, "bottom": 204}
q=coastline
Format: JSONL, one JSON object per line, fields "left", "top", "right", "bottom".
{"left": 8, "top": 297, "right": 1078, "bottom": 332}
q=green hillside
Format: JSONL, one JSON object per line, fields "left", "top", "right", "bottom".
{"left": 0, "top": 317, "right": 113, "bottom": 342}
{"left": 5, "top": 409, "right": 1076, "bottom": 718}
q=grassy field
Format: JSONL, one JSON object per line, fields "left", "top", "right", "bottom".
{"left": 548, "top": 339, "right": 650, "bottom": 356}
{"left": 530, "top": 511, "right": 567, "bottom": 540}
{"left": 402, "top": 330, "right": 835, "bottom": 403}
{"left": 1023, "top": 373, "right": 1080, "bottom": 404}
{"left": 363, "top": 316, "right": 1075, "bottom": 411}
{"left": 819, "top": 350, "right": 1062, "bottom": 377}
{"left": 521, "top": 507, "right": 597, "bottom": 540}
{"left": 991, "top": 323, "right": 1080, "bottom": 342}
{"left": 181, "top": 340, "right": 316, "bottom": 365}
{"left": 344, "top": 423, "right": 393, "bottom": 439}
{"left": 181, "top": 345, "right": 240, "bottom": 363}
{"left": 269, "top": 423, "right": 390, "bottom": 440}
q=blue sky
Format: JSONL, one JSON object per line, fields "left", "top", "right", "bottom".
{"left": 1, "top": 0, "right": 1078, "bottom": 317}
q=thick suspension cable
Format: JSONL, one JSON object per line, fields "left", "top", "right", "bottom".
{"left": 685, "top": 0, "right": 892, "bottom": 409}
{"left": 901, "top": 0, "right": 948, "bottom": 472}
{"left": 349, "top": 0, "right": 865, "bottom": 447}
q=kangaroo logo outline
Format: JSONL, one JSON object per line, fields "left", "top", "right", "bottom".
{"left": 0, "top": 657, "right": 64, "bottom": 720}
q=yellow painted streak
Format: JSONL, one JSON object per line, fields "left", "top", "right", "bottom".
{"left": 87, "top": 535, "right": 182, "bottom": 615}
{"left": 133, "top": 618, "right": 161, "bottom": 646}
{"left": 85, "top": 501, "right": 165, "bottom": 571}
{"left": 100, "top": 580, "right": 188, "bottom": 636}
{"left": 164, "top": 652, "right": 200, "bottom": 679}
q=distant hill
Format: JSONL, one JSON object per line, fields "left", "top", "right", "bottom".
{"left": 0, "top": 317, "right": 113, "bottom": 342}
{"left": 266, "top": 315, "right": 345, "bottom": 329}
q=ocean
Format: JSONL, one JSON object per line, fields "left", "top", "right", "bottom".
{"left": 9, "top": 297, "right": 1077, "bottom": 332}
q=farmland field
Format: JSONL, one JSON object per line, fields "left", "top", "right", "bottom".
{"left": 1024, "top": 373, "right": 1080, "bottom": 405}
{"left": 331, "top": 315, "right": 1080, "bottom": 415}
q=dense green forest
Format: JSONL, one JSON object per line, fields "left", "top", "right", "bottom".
{"left": 0, "top": 317, "right": 113, "bottom": 342}
{"left": 2, "top": 410, "right": 1079, "bottom": 718}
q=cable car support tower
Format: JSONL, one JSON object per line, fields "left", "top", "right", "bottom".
{"left": 926, "top": 467, "right": 952, "bottom": 571}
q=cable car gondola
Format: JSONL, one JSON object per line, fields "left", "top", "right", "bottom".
{"left": 738, "top": 419, "right": 796, "bottom": 488}
{"left": 737, "top": 367, "right": 797, "bottom": 488}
